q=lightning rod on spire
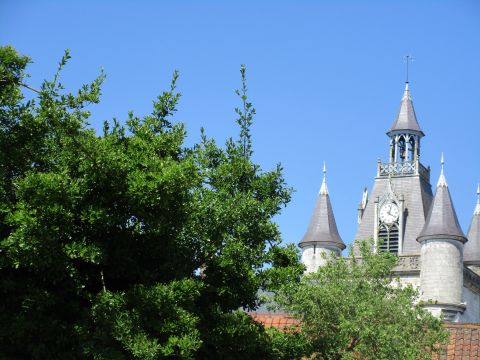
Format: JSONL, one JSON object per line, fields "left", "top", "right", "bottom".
{"left": 403, "top": 55, "right": 414, "bottom": 84}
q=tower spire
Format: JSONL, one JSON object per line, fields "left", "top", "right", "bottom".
{"left": 465, "top": 184, "right": 480, "bottom": 264}
{"left": 386, "top": 74, "right": 424, "bottom": 163}
{"left": 320, "top": 161, "right": 328, "bottom": 195}
{"left": 475, "top": 184, "right": 480, "bottom": 215}
{"left": 302, "top": 162, "right": 344, "bottom": 250}
{"left": 418, "top": 160, "right": 465, "bottom": 243}
{"left": 438, "top": 153, "right": 447, "bottom": 187}
{"left": 387, "top": 82, "right": 424, "bottom": 137}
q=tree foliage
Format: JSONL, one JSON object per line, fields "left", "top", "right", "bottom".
{"left": 275, "top": 240, "right": 449, "bottom": 359}
{"left": 0, "top": 46, "right": 304, "bottom": 359}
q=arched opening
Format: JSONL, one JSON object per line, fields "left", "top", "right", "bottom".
{"left": 390, "top": 139, "right": 395, "bottom": 162}
{"left": 379, "top": 224, "right": 399, "bottom": 254}
{"left": 398, "top": 136, "right": 406, "bottom": 162}
{"left": 408, "top": 136, "right": 416, "bottom": 161}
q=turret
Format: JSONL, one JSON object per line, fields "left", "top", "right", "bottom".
{"left": 299, "top": 163, "right": 345, "bottom": 273}
{"left": 417, "top": 155, "right": 467, "bottom": 322}
{"left": 386, "top": 82, "right": 424, "bottom": 163}
{"left": 464, "top": 185, "right": 480, "bottom": 275}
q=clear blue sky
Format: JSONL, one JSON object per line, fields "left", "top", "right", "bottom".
{"left": 2, "top": 1, "right": 480, "bottom": 250}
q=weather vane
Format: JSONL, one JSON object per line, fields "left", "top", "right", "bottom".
{"left": 403, "top": 55, "right": 414, "bottom": 83}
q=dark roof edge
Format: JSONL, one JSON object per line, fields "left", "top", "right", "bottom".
{"left": 417, "top": 234, "right": 467, "bottom": 243}
{"left": 298, "top": 240, "right": 346, "bottom": 250}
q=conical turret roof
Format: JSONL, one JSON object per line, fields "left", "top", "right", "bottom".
{"left": 387, "top": 83, "right": 424, "bottom": 137}
{"left": 417, "top": 157, "right": 466, "bottom": 243}
{"left": 299, "top": 164, "right": 345, "bottom": 250}
{"left": 464, "top": 185, "right": 480, "bottom": 264}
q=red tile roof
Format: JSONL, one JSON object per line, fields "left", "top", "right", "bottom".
{"left": 436, "top": 323, "right": 480, "bottom": 360}
{"left": 251, "top": 314, "right": 480, "bottom": 359}
{"left": 250, "top": 313, "right": 300, "bottom": 330}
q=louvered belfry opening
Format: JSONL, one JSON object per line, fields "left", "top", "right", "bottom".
{"left": 379, "top": 224, "right": 399, "bottom": 254}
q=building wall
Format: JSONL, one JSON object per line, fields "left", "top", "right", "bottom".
{"left": 397, "top": 273, "right": 421, "bottom": 289}
{"left": 459, "top": 286, "right": 480, "bottom": 323}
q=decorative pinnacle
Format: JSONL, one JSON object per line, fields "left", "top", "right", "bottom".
{"left": 475, "top": 184, "right": 480, "bottom": 215}
{"left": 437, "top": 152, "right": 448, "bottom": 187}
{"left": 401, "top": 81, "right": 411, "bottom": 101}
{"left": 319, "top": 161, "right": 329, "bottom": 195}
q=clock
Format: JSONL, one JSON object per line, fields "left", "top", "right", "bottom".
{"left": 379, "top": 202, "right": 399, "bottom": 225}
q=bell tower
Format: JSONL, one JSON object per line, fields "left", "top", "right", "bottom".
{"left": 355, "top": 82, "right": 433, "bottom": 255}
{"left": 387, "top": 82, "right": 424, "bottom": 163}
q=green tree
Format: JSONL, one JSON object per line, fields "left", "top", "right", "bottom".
{"left": 275, "top": 240, "right": 449, "bottom": 360}
{"left": 0, "top": 46, "right": 304, "bottom": 359}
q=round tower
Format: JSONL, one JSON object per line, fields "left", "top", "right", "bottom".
{"left": 417, "top": 155, "right": 467, "bottom": 322}
{"left": 299, "top": 163, "right": 345, "bottom": 273}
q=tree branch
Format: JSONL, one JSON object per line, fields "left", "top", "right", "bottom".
{"left": 19, "top": 82, "right": 41, "bottom": 94}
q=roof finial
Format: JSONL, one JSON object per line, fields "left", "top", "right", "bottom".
{"left": 475, "top": 184, "right": 480, "bottom": 215}
{"left": 403, "top": 54, "right": 414, "bottom": 84}
{"left": 320, "top": 161, "right": 328, "bottom": 195}
{"left": 437, "top": 152, "right": 448, "bottom": 187}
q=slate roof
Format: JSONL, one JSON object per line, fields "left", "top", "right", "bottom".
{"left": 418, "top": 166, "right": 466, "bottom": 243}
{"left": 387, "top": 83, "right": 425, "bottom": 137}
{"left": 299, "top": 167, "right": 345, "bottom": 250}
{"left": 464, "top": 187, "right": 480, "bottom": 264}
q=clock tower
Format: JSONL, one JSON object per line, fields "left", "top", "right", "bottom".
{"left": 355, "top": 82, "right": 433, "bottom": 255}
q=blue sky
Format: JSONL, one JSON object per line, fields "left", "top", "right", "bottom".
{"left": 2, "top": 1, "right": 480, "bottom": 250}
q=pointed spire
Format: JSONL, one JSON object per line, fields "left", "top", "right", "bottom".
{"left": 465, "top": 185, "right": 480, "bottom": 264}
{"left": 475, "top": 184, "right": 480, "bottom": 215}
{"left": 387, "top": 82, "right": 424, "bottom": 137}
{"left": 417, "top": 162, "right": 466, "bottom": 243}
{"left": 437, "top": 153, "right": 448, "bottom": 187}
{"left": 319, "top": 161, "right": 328, "bottom": 195}
{"left": 300, "top": 164, "right": 345, "bottom": 250}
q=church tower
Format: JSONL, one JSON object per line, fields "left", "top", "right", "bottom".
{"left": 417, "top": 157, "right": 467, "bottom": 321}
{"left": 355, "top": 83, "right": 433, "bottom": 255}
{"left": 299, "top": 164, "right": 346, "bottom": 273}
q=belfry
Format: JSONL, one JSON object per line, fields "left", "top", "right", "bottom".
{"left": 355, "top": 81, "right": 433, "bottom": 255}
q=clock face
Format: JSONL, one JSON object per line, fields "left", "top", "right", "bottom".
{"left": 379, "top": 202, "right": 399, "bottom": 225}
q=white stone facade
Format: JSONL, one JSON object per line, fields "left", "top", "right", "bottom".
{"left": 420, "top": 239, "right": 464, "bottom": 305}
{"left": 301, "top": 244, "right": 340, "bottom": 273}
